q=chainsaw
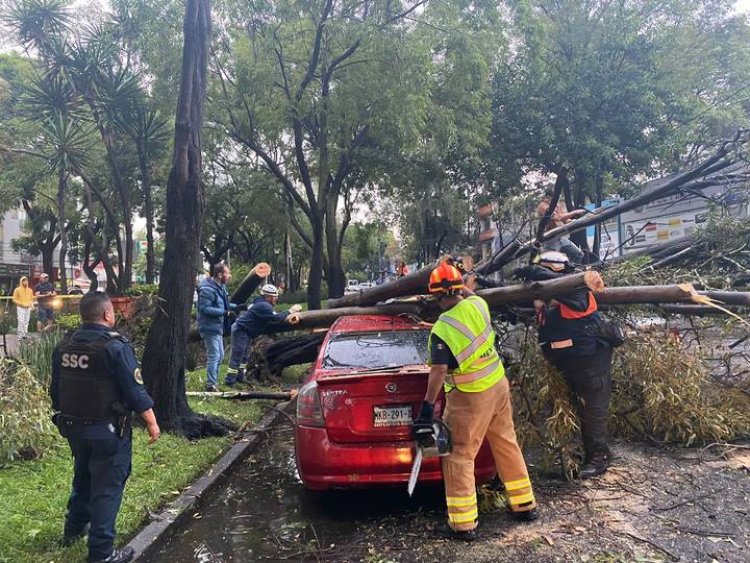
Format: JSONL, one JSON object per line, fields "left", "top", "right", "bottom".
{"left": 407, "top": 419, "right": 452, "bottom": 496}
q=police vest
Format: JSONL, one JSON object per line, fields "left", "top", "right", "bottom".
{"left": 429, "top": 296, "right": 505, "bottom": 393}
{"left": 58, "top": 332, "right": 123, "bottom": 421}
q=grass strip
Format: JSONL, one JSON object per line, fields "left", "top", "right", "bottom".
{"left": 0, "top": 361, "right": 307, "bottom": 563}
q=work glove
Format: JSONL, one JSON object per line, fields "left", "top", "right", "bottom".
{"left": 288, "top": 304, "right": 303, "bottom": 314}
{"left": 411, "top": 401, "right": 434, "bottom": 447}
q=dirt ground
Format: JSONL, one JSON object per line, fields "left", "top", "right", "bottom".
{"left": 330, "top": 442, "right": 750, "bottom": 563}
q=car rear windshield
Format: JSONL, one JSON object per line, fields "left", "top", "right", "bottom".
{"left": 322, "top": 330, "right": 430, "bottom": 369}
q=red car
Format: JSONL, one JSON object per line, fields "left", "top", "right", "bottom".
{"left": 295, "top": 314, "right": 497, "bottom": 491}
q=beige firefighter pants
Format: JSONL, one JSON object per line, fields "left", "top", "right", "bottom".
{"left": 442, "top": 376, "right": 536, "bottom": 531}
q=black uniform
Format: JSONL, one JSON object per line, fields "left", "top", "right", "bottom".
{"left": 520, "top": 265, "right": 614, "bottom": 465}
{"left": 50, "top": 323, "right": 154, "bottom": 561}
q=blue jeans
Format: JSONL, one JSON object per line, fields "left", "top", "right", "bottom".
{"left": 201, "top": 332, "right": 224, "bottom": 386}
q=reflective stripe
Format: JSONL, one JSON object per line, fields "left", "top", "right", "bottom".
{"left": 469, "top": 297, "right": 492, "bottom": 325}
{"left": 440, "top": 315, "right": 475, "bottom": 342}
{"left": 454, "top": 325, "right": 493, "bottom": 363}
{"left": 446, "top": 494, "right": 477, "bottom": 507}
{"left": 226, "top": 367, "right": 239, "bottom": 374}
{"left": 448, "top": 509, "right": 479, "bottom": 524}
{"left": 504, "top": 477, "right": 531, "bottom": 492}
{"left": 448, "top": 358, "right": 502, "bottom": 385}
{"left": 508, "top": 492, "right": 536, "bottom": 506}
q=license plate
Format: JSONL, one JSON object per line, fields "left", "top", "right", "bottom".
{"left": 373, "top": 405, "right": 412, "bottom": 427}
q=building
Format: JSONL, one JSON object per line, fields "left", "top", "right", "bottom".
{"left": 0, "top": 206, "right": 37, "bottom": 296}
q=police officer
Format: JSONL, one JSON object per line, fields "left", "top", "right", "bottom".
{"left": 412, "top": 262, "right": 538, "bottom": 541}
{"left": 517, "top": 251, "right": 614, "bottom": 478}
{"left": 51, "top": 292, "right": 160, "bottom": 563}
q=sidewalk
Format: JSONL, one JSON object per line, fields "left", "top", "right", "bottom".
{"left": 0, "top": 333, "right": 38, "bottom": 358}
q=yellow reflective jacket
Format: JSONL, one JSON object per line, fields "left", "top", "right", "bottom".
{"left": 429, "top": 295, "right": 505, "bottom": 392}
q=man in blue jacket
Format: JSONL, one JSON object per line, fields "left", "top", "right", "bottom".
{"left": 197, "top": 264, "right": 236, "bottom": 392}
{"left": 225, "top": 284, "right": 300, "bottom": 386}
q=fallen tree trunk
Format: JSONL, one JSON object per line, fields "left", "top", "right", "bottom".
{"left": 186, "top": 390, "right": 296, "bottom": 400}
{"left": 290, "top": 302, "right": 435, "bottom": 329}
{"left": 595, "top": 287, "right": 750, "bottom": 306}
{"left": 230, "top": 262, "right": 271, "bottom": 305}
{"left": 326, "top": 263, "right": 437, "bottom": 309}
{"left": 475, "top": 139, "right": 748, "bottom": 276}
{"left": 479, "top": 272, "right": 604, "bottom": 309}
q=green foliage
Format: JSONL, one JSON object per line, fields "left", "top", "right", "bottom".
{"left": 17, "top": 330, "right": 64, "bottom": 387}
{"left": 491, "top": 0, "right": 750, "bottom": 203}
{"left": 54, "top": 313, "right": 80, "bottom": 331}
{"left": 512, "top": 327, "right": 750, "bottom": 479}
{"left": 0, "top": 360, "right": 57, "bottom": 464}
{"left": 123, "top": 284, "right": 159, "bottom": 297}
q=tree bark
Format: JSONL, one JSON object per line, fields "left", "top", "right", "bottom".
{"left": 138, "top": 148, "right": 157, "bottom": 284}
{"left": 141, "top": 0, "right": 232, "bottom": 439}
{"left": 288, "top": 302, "right": 432, "bottom": 330}
{"left": 56, "top": 169, "right": 68, "bottom": 293}
{"left": 326, "top": 262, "right": 439, "bottom": 309}
{"left": 229, "top": 262, "right": 271, "bottom": 305}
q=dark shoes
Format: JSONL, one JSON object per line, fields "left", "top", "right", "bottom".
{"left": 512, "top": 508, "right": 539, "bottom": 522}
{"left": 579, "top": 455, "right": 609, "bottom": 479}
{"left": 89, "top": 546, "right": 135, "bottom": 563}
{"left": 205, "top": 384, "right": 219, "bottom": 393}
{"left": 435, "top": 522, "right": 477, "bottom": 541}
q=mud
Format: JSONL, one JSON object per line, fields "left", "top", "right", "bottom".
{"left": 144, "top": 424, "right": 750, "bottom": 563}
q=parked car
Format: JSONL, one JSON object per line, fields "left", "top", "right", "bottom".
{"left": 344, "top": 279, "right": 360, "bottom": 294}
{"left": 295, "top": 314, "right": 496, "bottom": 490}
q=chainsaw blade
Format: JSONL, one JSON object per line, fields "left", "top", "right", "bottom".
{"left": 407, "top": 446, "right": 423, "bottom": 497}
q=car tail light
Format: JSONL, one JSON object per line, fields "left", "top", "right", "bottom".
{"left": 296, "top": 381, "right": 325, "bottom": 427}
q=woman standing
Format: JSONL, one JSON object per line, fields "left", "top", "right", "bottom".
{"left": 12, "top": 276, "right": 34, "bottom": 339}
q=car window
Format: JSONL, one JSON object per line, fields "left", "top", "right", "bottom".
{"left": 322, "top": 330, "right": 430, "bottom": 369}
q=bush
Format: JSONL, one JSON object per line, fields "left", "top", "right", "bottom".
{"left": 55, "top": 313, "right": 81, "bottom": 332}
{"left": 124, "top": 284, "right": 159, "bottom": 297}
{"left": 0, "top": 360, "right": 57, "bottom": 464}
{"left": 17, "top": 331, "right": 64, "bottom": 387}
{"left": 510, "top": 327, "right": 750, "bottom": 480}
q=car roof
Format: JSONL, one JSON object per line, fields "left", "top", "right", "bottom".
{"left": 328, "top": 315, "right": 428, "bottom": 335}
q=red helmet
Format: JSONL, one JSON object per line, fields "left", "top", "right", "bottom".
{"left": 428, "top": 262, "right": 464, "bottom": 295}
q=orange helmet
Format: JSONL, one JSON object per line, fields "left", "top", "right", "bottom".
{"left": 428, "top": 262, "right": 464, "bottom": 295}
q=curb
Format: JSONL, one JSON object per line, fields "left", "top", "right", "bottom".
{"left": 127, "top": 401, "right": 292, "bottom": 561}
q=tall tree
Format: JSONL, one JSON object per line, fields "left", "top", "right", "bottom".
{"left": 491, "top": 0, "right": 750, "bottom": 249}
{"left": 140, "top": 0, "right": 230, "bottom": 437}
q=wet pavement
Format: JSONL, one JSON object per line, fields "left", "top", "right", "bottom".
{"left": 144, "top": 424, "right": 446, "bottom": 563}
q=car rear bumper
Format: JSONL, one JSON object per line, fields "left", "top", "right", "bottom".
{"left": 296, "top": 426, "right": 496, "bottom": 491}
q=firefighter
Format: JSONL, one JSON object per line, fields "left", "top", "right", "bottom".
{"left": 51, "top": 292, "right": 160, "bottom": 563}
{"left": 412, "top": 262, "right": 538, "bottom": 541}
{"left": 517, "top": 251, "right": 614, "bottom": 478}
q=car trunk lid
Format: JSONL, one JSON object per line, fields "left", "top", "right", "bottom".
{"left": 316, "top": 367, "right": 436, "bottom": 443}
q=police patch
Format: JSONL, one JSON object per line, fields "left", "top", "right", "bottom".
{"left": 133, "top": 368, "right": 144, "bottom": 384}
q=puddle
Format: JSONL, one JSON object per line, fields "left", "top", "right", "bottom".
{"left": 144, "top": 424, "right": 444, "bottom": 562}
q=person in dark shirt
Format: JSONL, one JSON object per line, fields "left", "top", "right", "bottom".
{"left": 515, "top": 251, "right": 614, "bottom": 478}
{"left": 225, "top": 284, "right": 300, "bottom": 385}
{"left": 34, "top": 272, "right": 57, "bottom": 331}
{"left": 51, "top": 292, "right": 160, "bottom": 563}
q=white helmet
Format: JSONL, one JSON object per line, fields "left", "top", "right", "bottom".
{"left": 538, "top": 251, "right": 570, "bottom": 272}
{"left": 260, "top": 284, "right": 279, "bottom": 296}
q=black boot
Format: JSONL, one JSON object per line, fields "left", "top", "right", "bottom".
{"left": 435, "top": 521, "right": 477, "bottom": 541}
{"left": 579, "top": 452, "right": 609, "bottom": 479}
{"left": 89, "top": 546, "right": 134, "bottom": 563}
{"left": 511, "top": 508, "right": 539, "bottom": 522}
